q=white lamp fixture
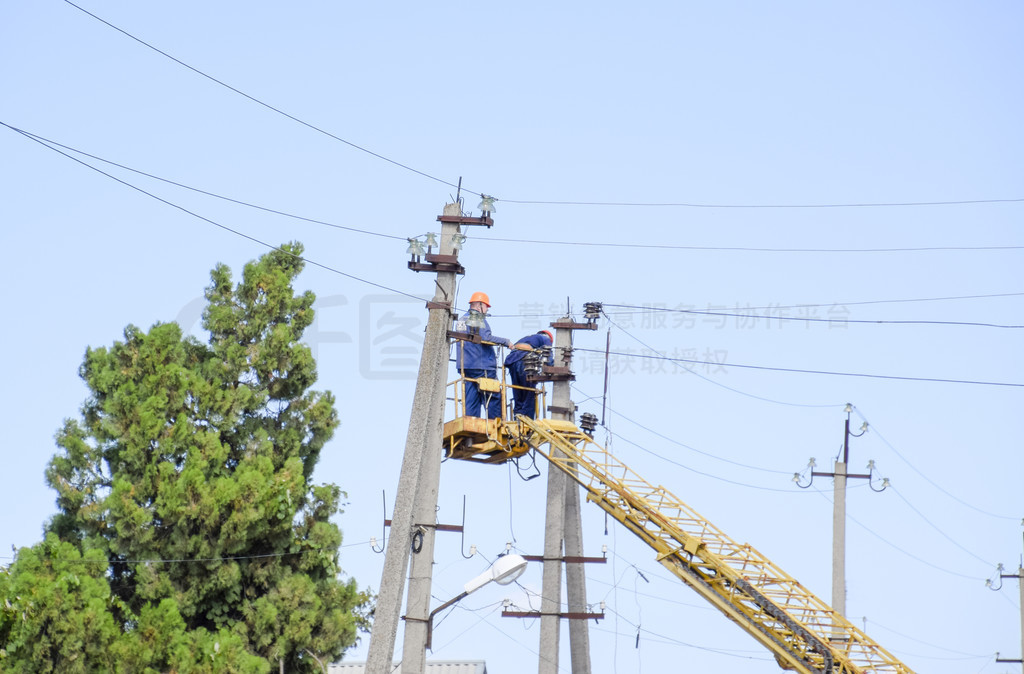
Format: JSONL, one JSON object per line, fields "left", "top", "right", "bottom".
{"left": 464, "top": 554, "right": 528, "bottom": 593}
{"left": 426, "top": 554, "right": 528, "bottom": 649}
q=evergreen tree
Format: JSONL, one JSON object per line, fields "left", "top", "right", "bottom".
{"left": 1, "top": 243, "right": 370, "bottom": 672}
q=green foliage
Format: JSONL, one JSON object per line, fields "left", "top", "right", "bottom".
{"left": 2, "top": 243, "right": 370, "bottom": 672}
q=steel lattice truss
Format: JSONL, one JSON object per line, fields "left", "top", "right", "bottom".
{"left": 519, "top": 417, "right": 914, "bottom": 674}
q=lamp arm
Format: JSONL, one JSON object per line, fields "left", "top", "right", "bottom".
{"left": 426, "top": 591, "right": 469, "bottom": 650}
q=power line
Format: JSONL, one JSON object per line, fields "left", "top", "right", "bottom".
{"left": 853, "top": 408, "right": 1019, "bottom": 521}
{"left": 575, "top": 345, "right": 1024, "bottom": 388}
{"left": 889, "top": 484, "right": 997, "bottom": 568}
{"left": 2, "top": 121, "right": 426, "bottom": 302}
{"left": 17, "top": 124, "right": 1024, "bottom": 265}
{"left": 62, "top": 1, "right": 1024, "bottom": 214}
{"left": 62, "top": 0, "right": 468, "bottom": 195}
{"left": 601, "top": 314, "right": 845, "bottom": 407}
{"left": 604, "top": 303, "right": 1024, "bottom": 330}
{"left": 475, "top": 235, "right": 1024, "bottom": 253}
{"left": 809, "top": 487, "right": 985, "bottom": 581}
{"left": 570, "top": 384, "right": 795, "bottom": 475}
{"left": 497, "top": 197, "right": 1024, "bottom": 209}
{"left": 8, "top": 124, "right": 406, "bottom": 241}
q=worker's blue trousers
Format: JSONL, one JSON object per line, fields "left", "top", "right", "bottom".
{"left": 506, "top": 360, "right": 539, "bottom": 419}
{"left": 460, "top": 368, "right": 501, "bottom": 419}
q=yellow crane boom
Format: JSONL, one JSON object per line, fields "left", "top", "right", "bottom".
{"left": 516, "top": 416, "right": 914, "bottom": 674}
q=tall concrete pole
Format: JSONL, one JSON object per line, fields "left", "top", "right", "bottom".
{"left": 538, "top": 319, "right": 572, "bottom": 674}
{"left": 365, "top": 203, "right": 462, "bottom": 674}
{"left": 831, "top": 457, "right": 847, "bottom": 624}
{"left": 563, "top": 466, "right": 592, "bottom": 674}
{"left": 559, "top": 320, "right": 591, "bottom": 674}
{"left": 400, "top": 212, "right": 461, "bottom": 673}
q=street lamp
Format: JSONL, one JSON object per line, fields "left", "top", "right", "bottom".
{"left": 425, "top": 554, "right": 528, "bottom": 650}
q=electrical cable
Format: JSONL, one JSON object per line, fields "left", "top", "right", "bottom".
{"left": 809, "top": 487, "right": 985, "bottom": 581}
{"left": 61, "top": 1, "right": 1024, "bottom": 213}
{"left": 889, "top": 484, "right": 999, "bottom": 568}
{"left": 11, "top": 122, "right": 1024, "bottom": 266}
{"left": 497, "top": 197, "right": 1024, "bottom": 209}
{"left": 7, "top": 124, "right": 406, "bottom": 241}
{"left": 571, "top": 383, "right": 811, "bottom": 475}
{"left": 1, "top": 121, "right": 428, "bottom": 302}
{"left": 576, "top": 344, "right": 1024, "bottom": 388}
{"left": 475, "top": 234, "right": 1024, "bottom": 253}
{"left": 853, "top": 409, "right": 1020, "bottom": 521}
{"left": 862, "top": 616, "right": 993, "bottom": 658}
{"left": 600, "top": 607, "right": 773, "bottom": 660}
{"left": 600, "top": 313, "right": 847, "bottom": 403}
{"left": 62, "top": 0, "right": 467, "bottom": 196}
{"left": 607, "top": 292, "right": 1024, "bottom": 313}
{"left": 604, "top": 303, "right": 1024, "bottom": 330}
{"left": 603, "top": 430, "right": 798, "bottom": 492}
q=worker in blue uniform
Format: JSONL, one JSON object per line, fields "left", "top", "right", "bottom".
{"left": 455, "top": 291, "right": 528, "bottom": 418}
{"left": 503, "top": 329, "right": 554, "bottom": 419}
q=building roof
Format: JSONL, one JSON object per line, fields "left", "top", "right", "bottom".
{"left": 328, "top": 661, "right": 487, "bottom": 674}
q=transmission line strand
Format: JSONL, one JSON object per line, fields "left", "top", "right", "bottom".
{"left": 863, "top": 618, "right": 994, "bottom": 658}
{"left": 600, "top": 607, "right": 772, "bottom": 660}
{"left": 888, "top": 485, "right": 999, "bottom": 569}
{"left": 604, "top": 303, "right": 1024, "bottom": 329}
{"left": 59, "top": 3, "right": 1024, "bottom": 214}
{"left": 600, "top": 428, "right": 797, "bottom": 492}
{"left": 62, "top": 0, "right": 467, "bottom": 195}
{"left": 600, "top": 313, "right": 844, "bottom": 407}
{"left": 574, "top": 344, "right": 1024, "bottom": 388}
{"left": 488, "top": 293, "right": 1024, "bottom": 321}
{"left": 809, "top": 487, "right": 985, "bottom": 581}
{"left": 570, "top": 383, "right": 793, "bottom": 475}
{"left": 9, "top": 124, "right": 406, "bottom": 241}
{"left": 474, "top": 235, "right": 1024, "bottom": 253}
{"left": 852, "top": 408, "right": 1020, "bottom": 521}
{"left": 22, "top": 122, "right": 1024, "bottom": 264}
{"left": 497, "top": 197, "right": 1024, "bottom": 209}
{"left": 2, "top": 122, "right": 427, "bottom": 302}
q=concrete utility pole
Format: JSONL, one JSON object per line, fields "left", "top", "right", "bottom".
{"left": 365, "top": 202, "right": 478, "bottom": 674}
{"left": 538, "top": 316, "right": 592, "bottom": 674}
{"left": 809, "top": 404, "right": 879, "bottom": 634}
{"left": 994, "top": 536, "right": 1024, "bottom": 670}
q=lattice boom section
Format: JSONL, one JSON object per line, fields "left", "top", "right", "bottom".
{"left": 521, "top": 418, "right": 914, "bottom": 674}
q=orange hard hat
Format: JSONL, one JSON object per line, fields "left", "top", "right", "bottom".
{"left": 539, "top": 330, "right": 553, "bottom": 342}
{"left": 469, "top": 291, "right": 491, "bottom": 307}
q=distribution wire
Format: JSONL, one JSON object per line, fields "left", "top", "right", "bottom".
{"left": 7, "top": 124, "right": 406, "bottom": 241}
{"left": 808, "top": 487, "right": 985, "bottom": 581}
{"left": 22, "top": 118, "right": 1022, "bottom": 333}
{"left": 497, "top": 196, "right": 1024, "bottom": 209}
{"left": 63, "top": 1, "right": 1024, "bottom": 213}
{"left": 27, "top": 122, "right": 1017, "bottom": 385}
{"left": 853, "top": 407, "right": 1020, "bottom": 521}
{"left": 604, "top": 303, "right": 1024, "bottom": 330}
{"left": 575, "top": 344, "right": 1024, "bottom": 389}
{"left": 571, "top": 383, "right": 793, "bottom": 475}
{"left": 888, "top": 484, "right": 998, "bottom": 568}
{"left": 15, "top": 122, "right": 1024, "bottom": 260}
{"left": 62, "top": 0, "right": 466, "bottom": 195}
{"left": 1, "top": 122, "right": 427, "bottom": 303}
{"left": 601, "top": 312, "right": 850, "bottom": 405}
{"left": 475, "top": 234, "right": 1024, "bottom": 253}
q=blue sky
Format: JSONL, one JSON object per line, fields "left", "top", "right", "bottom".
{"left": 2, "top": 2, "right": 1022, "bottom": 672}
